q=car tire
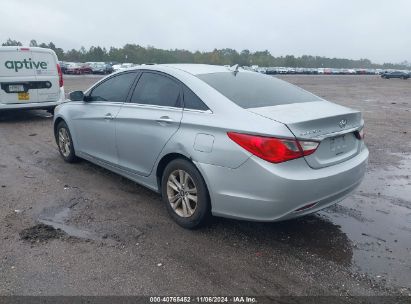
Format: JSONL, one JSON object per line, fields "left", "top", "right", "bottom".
{"left": 55, "top": 121, "right": 78, "bottom": 163}
{"left": 161, "top": 158, "right": 211, "bottom": 229}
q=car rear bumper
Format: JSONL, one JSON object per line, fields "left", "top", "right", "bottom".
{"left": 195, "top": 146, "right": 369, "bottom": 222}
{"left": 0, "top": 87, "right": 65, "bottom": 110}
{"left": 0, "top": 100, "right": 64, "bottom": 110}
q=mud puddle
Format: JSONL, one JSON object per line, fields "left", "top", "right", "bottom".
{"left": 38, "top": 207, "right": 100, "bottom": 241}
{"left": 20, "top": 223, "right": 66, "bottom": 243}
{"left": 321, "top": 154, "right": 411, "bottom": 289}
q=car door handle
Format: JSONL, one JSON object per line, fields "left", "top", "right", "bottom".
{"left": 156, "top": 116, "right": 174, "bottom": 124}
{"left": 104, "top": 113, "right": 114, "bottom": 120}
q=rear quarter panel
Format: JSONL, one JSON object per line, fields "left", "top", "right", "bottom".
{"left": 158, "top": 107, "right": 295, "bottom": 170}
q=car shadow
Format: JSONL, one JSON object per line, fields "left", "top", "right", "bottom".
{"left": 205, "top": 213, "right": 353, "bottom": 267}
{"left": 54, "top": 155, "right": 353, "bottom": 268}
{"left": 0, "top": 109, "right": 53, "bottom": 123}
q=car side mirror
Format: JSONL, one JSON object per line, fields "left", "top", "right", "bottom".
{"left": 69, "top": 91, "right": 85, "bottom": 101}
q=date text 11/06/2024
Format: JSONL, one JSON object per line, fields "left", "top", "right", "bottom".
{"left": 149, "top": 296, "right": 257, "bottom": 303}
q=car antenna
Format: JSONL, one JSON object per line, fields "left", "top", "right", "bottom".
{"left": 229, "top": 64, "right": 239, "bottom": 76}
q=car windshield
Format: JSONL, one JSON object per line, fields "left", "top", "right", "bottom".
{"left": 197, "top": 71, "right": 321, "bottom": 108}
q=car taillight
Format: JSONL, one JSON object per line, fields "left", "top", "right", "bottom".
{"left": 57, "top": 64, "right": 64, "bottom": 87}
{"left": 298, "top": 140, "right": 319, "bottom": 156}
{"left": 227, "top": 132, "right": 319, "bottom": 164}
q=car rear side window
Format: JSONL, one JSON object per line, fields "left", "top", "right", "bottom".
{"left": 130, "top": 72, "right": 181, "bottom": 107}
{"left": 197, "top": 72, "right": 321, "bottom": 108}
{"left": 89, "top": 72, "right": 136, "bottom": 102}
{"left": 183, "top": 86, "right": 209, "bottom": 111}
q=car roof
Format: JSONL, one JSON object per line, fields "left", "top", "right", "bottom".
{"left": 162, "top": 64, "right": 231, "bottom": 75}
{"left": 0, "top": 46, "right": 56, "bottom": 54}
{"left": 130, "top": 64, "right": 232, "bottom": 76}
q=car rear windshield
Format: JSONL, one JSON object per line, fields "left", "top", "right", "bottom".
{"left": 197, "top": 72, "right": 321, "bottom": 108}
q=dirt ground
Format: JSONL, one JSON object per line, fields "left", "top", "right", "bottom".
{"left": 0, "top": 74, "right": 410, "bottom": 296}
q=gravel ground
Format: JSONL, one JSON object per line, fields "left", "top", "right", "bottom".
{"left": 0, "top": 74, "right": 410, "bottom": 296}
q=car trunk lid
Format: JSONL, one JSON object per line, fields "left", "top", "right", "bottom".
{"left": 248, "top": 101, "right": 363, "bottom": 169}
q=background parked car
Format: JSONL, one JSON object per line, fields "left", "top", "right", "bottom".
{"left": 112, "top": 63, "right": 135, "bottom": 72}
{"left": 59, "top": 61, "right": 69, "bottom": 74}
{"left": 91, "top": 62, "right": 113, "bottom": 74}
{"left": 65, "top": 63, "right": 82, "bottom": 75}
{"left": 80, "top": 63, "right": 93, "bottom": 74}
{"left": 381, "top": 71, "right": 409, "bottom": 79}
{"left": 66, "top": 63, "right": 93, "bottom": 75}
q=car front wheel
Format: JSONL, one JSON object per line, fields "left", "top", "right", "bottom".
{"left": 56, "top": 121, "right": 78, "bottom": 163}
{"left": 161, "top": 158, "right": 211, "bottom": 229}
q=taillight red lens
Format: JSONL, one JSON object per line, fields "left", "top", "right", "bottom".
{"left": 57, "top": 64, "right": 64, "bottom": 87}
{"left": 227, "top": 132, "right": 319, "bottom": 163}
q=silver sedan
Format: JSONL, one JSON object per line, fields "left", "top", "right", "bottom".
{"left": 54, "top": 64, "right": 368, "bottom": 229}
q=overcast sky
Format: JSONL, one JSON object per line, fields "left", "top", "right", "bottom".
{"left": 1, "top": 0, "right": 410, "bottom": 63}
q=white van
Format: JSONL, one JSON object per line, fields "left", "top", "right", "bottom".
{"left": 0, "top": 46, "right": 64, "bottom": 113}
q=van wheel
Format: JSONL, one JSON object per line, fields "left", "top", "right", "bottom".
{"left": 161, "top": 159, "right": 211, "bottom": 229}
{"left": 56, "top": 121, "right": 78, "bottom": 163}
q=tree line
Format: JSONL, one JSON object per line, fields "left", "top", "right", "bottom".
{"left": 2, "top": 38, "right": 408, "bottom": 69}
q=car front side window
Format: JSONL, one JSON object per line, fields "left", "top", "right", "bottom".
{"left": 88, "top": 72, "right": 137, "bottom": 102}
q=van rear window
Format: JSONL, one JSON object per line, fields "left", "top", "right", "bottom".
{"left": 197, "top": 72, "right": 321, "bottom": 108}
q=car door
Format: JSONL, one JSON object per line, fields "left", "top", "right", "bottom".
{"left": 115, "top": 71, "right": 183, "bottom": 176}
{"left": 72, "top": 71, "right": 138, "bottom": 165}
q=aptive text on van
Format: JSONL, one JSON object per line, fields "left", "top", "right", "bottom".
{"left": 4, "top": 58, "right": 48, "bottom": 72}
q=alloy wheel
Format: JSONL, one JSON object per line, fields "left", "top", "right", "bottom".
{"left": 58, "top": 127, "right": 71, "bottom": 157}
{"left": 166, "top": 169, "right": 198, "bottom": 218}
